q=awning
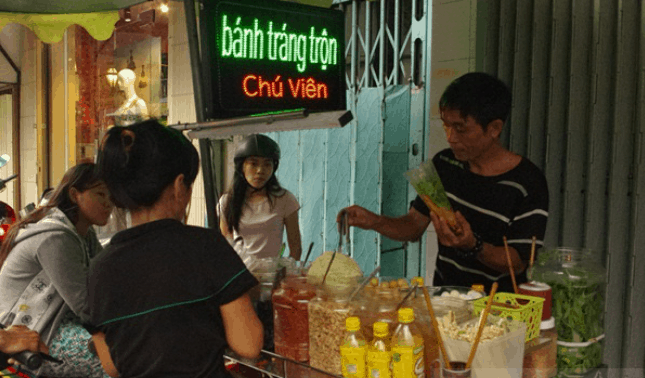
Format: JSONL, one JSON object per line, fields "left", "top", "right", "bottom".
{"left": 0, "top": 0, "right": 333, "bottom": 14}
{"left": 0, "top": 0, "right": 149, "bottom": 43}
{"left": 0, "top": 1, "right": 146, "bottom": 14}
{"left": 0, "top": 0, "right": 333, "bottom": 84}
{"left": 0, "top": 0, "right": 333, "bottom": 44}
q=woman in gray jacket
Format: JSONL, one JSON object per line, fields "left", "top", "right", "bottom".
{"left": 0, "top": 162, "right": 113, "bottom": 378}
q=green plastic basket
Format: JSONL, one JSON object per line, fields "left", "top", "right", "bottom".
{"left": 473, "top": 292, "right": 544, "bottom": 342}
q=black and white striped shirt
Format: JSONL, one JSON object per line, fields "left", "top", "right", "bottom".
{"left": 411, "top": 149, "right": 549, "bottom": 292}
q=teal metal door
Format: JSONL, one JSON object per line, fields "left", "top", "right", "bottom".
{"left": 267, "top": 0, "right": 432, "bottom": 277}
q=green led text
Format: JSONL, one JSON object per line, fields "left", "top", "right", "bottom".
{"left": 220, "top": 14, "right": 338, "bottom": 72}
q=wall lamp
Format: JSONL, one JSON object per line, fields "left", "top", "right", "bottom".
{"left": 106, "top": 68, "right": 118, "bottom": 87}
{"left": 169, "top": 109, "right": 353, "bottom": 140}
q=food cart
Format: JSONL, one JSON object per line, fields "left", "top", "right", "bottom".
{"left": 218, "top": 257, "right": 608, "bottom": 378}
{"left": 170, "top": 0, "right": 611, "bottom": 377}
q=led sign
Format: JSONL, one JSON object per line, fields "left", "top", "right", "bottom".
{"left": 204, "top": 0, "right": 346, "bottom": 118}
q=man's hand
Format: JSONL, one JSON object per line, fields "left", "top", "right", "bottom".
{"left": 0, "top": 325, "right": 48, "bottom": 357}
{"left": 430, "top": 210, "right": 476, "bottom": 250}
{"left": 338, "top": 205, "right": 380, "bottom": 231}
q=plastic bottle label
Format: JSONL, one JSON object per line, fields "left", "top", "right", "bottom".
{"left": 391, "top": 344, "right": 424, "bottom": 378}
{"left": 367, "top": 350, "right": 391, "bottom": 378}
{"left": 341, "top": 345, "right": 367, "bottom": 378}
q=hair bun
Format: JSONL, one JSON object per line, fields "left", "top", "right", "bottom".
{"left": 121, "top": 129, "right": 136, "bottom": 153}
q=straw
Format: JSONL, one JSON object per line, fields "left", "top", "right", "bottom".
{"left": 321, "top": 252, "right": 337, "bottom": 285}
{"left": 348, "top": 266, "right": 381, "bottom": 303}
{"left": 465, "top": 282, "right": 499, "bottom": 370}
{"left": 323, "top": 214, "right": 346, "bottom": 284}
{"left": 395, "top": 282, "right": 419, "bottom": 311}
{"left": 503, "top": 236, "right": 518, "bottom": 294}
{"left": 302, "top": 242, "right": 314, "bottom": 265}
{"left": 528, "top": 236, "right": 537, "bottom": 280}
{"left": 344, "top": 212, "right": 350, "bottom": 247}
{"left": 422, "top": 286, "right": 452, "bottom": 370}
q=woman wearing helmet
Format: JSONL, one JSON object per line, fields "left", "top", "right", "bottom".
{"left": 218, "top": 134, "right": 302, "bottom": 264}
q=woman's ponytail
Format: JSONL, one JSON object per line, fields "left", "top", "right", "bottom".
{"left": 98, "top": 120, "right": 199, "bottom": 210}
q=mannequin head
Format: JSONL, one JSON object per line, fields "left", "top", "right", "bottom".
{"left": 117, "top": 68, "right": 137, "bottom": 91}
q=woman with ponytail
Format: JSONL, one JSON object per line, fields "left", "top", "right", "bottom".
{"left": 89, "top": 120, "right": 262, "bottom": 378}
{"left": 0, "top": 162, "right": 113, "bottom": 378}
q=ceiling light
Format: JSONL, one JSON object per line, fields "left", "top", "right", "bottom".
{"left": 160, "top": 3, "right": 169, "bottom": 13}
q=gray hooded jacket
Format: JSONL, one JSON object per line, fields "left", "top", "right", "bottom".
{"left": 0, "top": 208, "right": 102, "bottom": 345}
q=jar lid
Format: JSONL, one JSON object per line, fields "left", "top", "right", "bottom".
{"left": 540, "top": 317, "right": 555, "bottom": 330}
{"left": 346, "top": 316, "right": 361, "bottom": 331}
{"left": 412, "top": 277, "right": 424, "bottom": 286}
{"left": 471, "top": 284, "right": 485, "bottom": 292}
{"left": 519, "top": 281, "right": 551, "bottom": 291}
{"left": 398, "top": 307, "right": 415, "bottom": 323}
{"left": 373, "top": 322, "right": 389, "bottom": 337}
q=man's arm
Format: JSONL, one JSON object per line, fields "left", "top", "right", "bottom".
{"left": 339, "top": 205, "right": 430, "bottom": 242}
{"left": 431, "top": 211, "right": 527, "bottom": 273}
{"left": 476, "top": 241, "right": 526, "bottom": 273}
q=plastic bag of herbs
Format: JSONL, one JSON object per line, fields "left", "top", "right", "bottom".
{"left": 532, "top": 247, "right": 606, "bottom": 377}
{"left": 404, "top": 160, "right": 460, "bottom": 232}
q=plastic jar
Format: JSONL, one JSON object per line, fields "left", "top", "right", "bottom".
{"left": 359, "top": 285, "right": 401, "bottom": 341}
{"left": 541, "top": 318, "right": 558, "bottom": 378}
{"left": 249, "top": 257, "right": 280, "bottom": 352}
{"left": 249, "top": 271, "right": 277, "bottom": 352}
{"left": 523, "top": 317, "right": 558, "bottom": 378}
{"left": 308, "top": 283, "right": 361, "bottom": 375}
{"left": 533, "top": 247, "right": 606, "bottom": 377}
{"left": 272, "top": 276, "right": 317, "bottom": 361}
{"left": 410, "top": 289, "right": 441, "bottom": 378}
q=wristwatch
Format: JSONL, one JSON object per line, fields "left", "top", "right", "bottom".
{"left": 458, "top": 232, "right": 484, "bottom": 259}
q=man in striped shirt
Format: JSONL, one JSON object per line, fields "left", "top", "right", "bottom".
{"left": 340, "top": 72, "right": 548, "bottom": 293}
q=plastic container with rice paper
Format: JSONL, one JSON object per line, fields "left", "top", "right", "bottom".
{"left": 306, "top": 251, "right": 364, "bottom": 375}
{"left": 438, "top": 313, "right": 527, "bottom": 378}
{"left": 307, "top": 282, "right": 364, "bottom": 376}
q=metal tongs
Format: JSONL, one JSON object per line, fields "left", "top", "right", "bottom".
{"left": 322, "top": 211, "right": 350, "bottom": 285}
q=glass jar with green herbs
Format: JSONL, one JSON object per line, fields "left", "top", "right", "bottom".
{"left": 533, "top": 247, "right": 606, "bottom": 377}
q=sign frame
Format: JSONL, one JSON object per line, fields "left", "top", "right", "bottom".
{"left": 200, "top": 0, "right": 347, "bottom": 119}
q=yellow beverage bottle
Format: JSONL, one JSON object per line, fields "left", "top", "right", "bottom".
{"left": 391, "top": 308, "right": 425, "bottom": 378}
{"left": 341, "top": 316, "right": 367, "bottom": 378}
{"left": 367, "top": 322, "right": 391, "bottom": 378}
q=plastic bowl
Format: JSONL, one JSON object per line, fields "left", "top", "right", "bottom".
{"left": 432, "top": 286, "right": 485, "bottom": 302}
